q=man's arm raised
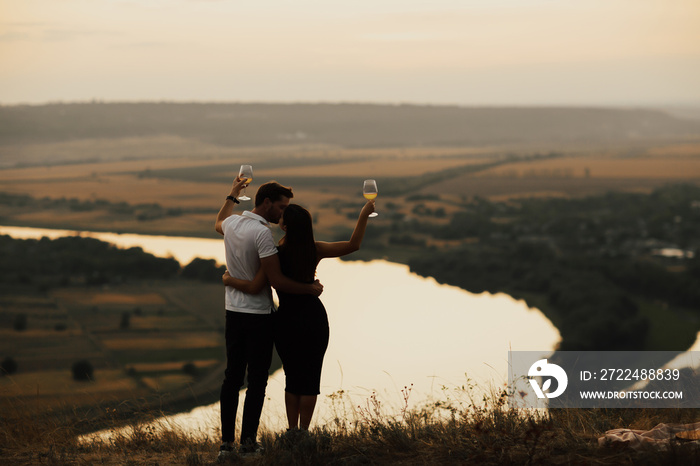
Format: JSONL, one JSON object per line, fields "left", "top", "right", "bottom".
{"left": 260, "top": 254, "right": 323, "bottom": 296}
{"left": 215, "top": 177, "right": 248, "bottom": 236}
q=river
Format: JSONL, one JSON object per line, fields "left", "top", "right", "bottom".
{"left": 1, "top": 225, "right": 561, "bottom": 437}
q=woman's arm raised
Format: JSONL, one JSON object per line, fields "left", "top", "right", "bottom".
{"left": 316, "top": 199, "right": 375, "bottom": 260}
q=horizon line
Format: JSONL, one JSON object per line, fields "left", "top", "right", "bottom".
{"left": 2, "top": 98, "right": 700, "bottom": 110}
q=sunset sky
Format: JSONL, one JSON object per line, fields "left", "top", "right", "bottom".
{"left": 1, "top": 0, "right": 699, "bottom": 106}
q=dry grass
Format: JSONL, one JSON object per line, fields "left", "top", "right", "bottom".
{"left": 101, "top": 333, "right": 221, "bottom": 351}
{"left": 0, "top": 135, "right": 267, "bottom": 167}
{"left": 127, "top": 315, "right": 203, "bottom": 331}
{"left": 2, "top": 382, "right": 700, "bottom": 465}
{"left": 1, "top": 369, "right": 140, "bottom": 397}
{"left": 52, "top": 289, "right": 167, "bottom": 306}
{"left": 0, "top": 327, "right": 83, "bottom": 339}
{"left": 269, "top": 155, "right": 492, "bottom": 177}
{"left": 647, "top": 143, "right": 700, "bottom": 157}
{"left": 0, "top": 396, "right": 217, "bottom": 465}
{"left": 130, "top": 360, "right": 219, "bottom": 373}
{"left": 477, "top": 155, "right": 700, "bottom": 179}
{"left": 141, "top": 374, "right": 193, "bottom": 391}
{"left": 434, "top": 172, "right": 696, "bottom": 200}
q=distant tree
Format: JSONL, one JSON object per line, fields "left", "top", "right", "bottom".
{"left": 182, "top": 362, "right": 198, "bottom": 376}
{"left": 72, "top": 360, "right": 93, "bottom": 381}
{"left": 689, "top": 253, "right": 700, "bottom": 279}
{"left": 389, "top": 234, "right": 426, "bottom": 247}
{"left": 181, "top": 258, "right": 225, "bottom": 282}
{"left": 120, "top": 311, "right": 131, "bottom": 329}
{"left": 13, "top": 314, "right": 27, "bottom": 331}
{"left": 0, "top": 235, "right": 181, "bottom": 286}
{"left": 1, "top": 357, "right": 18, "bottom": 376}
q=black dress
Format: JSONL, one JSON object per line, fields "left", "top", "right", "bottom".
{"left": 274, "top": 253, "right": 330, "bottom": 396}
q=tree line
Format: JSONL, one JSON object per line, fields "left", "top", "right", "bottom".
{"left": 0, "top": 192, "right": 203, "bottom": 222}
{"left": 0, "top": 235, "right": 225, "bottom": 288}
{"left": 402, "top": 184, "right": 700, "bottom": 351}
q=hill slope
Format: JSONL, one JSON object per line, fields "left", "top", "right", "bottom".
{"left": 2, "top": 102, "right": 699, "bottom": 148}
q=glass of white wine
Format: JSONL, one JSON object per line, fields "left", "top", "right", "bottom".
{"left": 363, "top": 179, "right": 379, "bottom": 217}
{"left": 238, "top": 164, "right": 253, "bottom": 201}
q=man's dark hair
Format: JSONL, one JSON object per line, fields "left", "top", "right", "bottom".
{"left": 255, "top": 181, "right": 293, "bottom": 207}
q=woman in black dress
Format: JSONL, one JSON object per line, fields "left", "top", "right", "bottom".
{"left": 223, "top": 199, "right": 375, "bottom": 430}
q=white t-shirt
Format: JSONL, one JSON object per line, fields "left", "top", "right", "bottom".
{"left": 222, "top": 211, "right": 278, "bottom": 314}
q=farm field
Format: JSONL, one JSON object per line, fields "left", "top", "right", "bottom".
{"left": 0, "top": 281, "right": 226, "bottom": 416}
{"left": 1, "top": 138, "right": 700, "bottom": 240}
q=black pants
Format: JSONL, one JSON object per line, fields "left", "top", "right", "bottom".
{"left": 220, "top": 310, "right": 273, "bottom": 444}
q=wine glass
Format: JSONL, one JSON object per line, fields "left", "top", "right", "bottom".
{"left": 238, "top": 165, "right": 253, "bottom": 201}
{"left": 363, "top": 179, "right": 379, "bottom": 217}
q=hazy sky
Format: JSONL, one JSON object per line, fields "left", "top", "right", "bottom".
{"left": 2, "top": 0, "right": 699, "bottom": 106}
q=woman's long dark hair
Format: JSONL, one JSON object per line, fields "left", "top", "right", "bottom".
{"left": 278, "top": 204, "right": 317, "bottom": 283}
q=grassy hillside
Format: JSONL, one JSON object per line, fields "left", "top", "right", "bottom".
{"left": 2, "top": 102, "right": 699, "bottom": 149}
{"left": 3, "top": 386, "right": 700, "bottom": 465}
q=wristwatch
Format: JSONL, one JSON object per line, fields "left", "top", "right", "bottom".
{"left": 226, "top": 195, "right": 240, "bottom": 204}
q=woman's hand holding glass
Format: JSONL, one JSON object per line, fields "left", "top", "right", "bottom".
{"left": 360, "top": 199, "right": 376, "bottom": 218}
{"left": 363, "top": 179, "right": 379, "bottom": 217}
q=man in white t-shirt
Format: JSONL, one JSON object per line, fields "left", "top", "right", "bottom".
{"left": 214, "top": 178, "right": 323, "bottom": 457}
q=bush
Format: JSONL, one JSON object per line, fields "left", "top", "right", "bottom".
{"left": 181, "top": 258, "right": 225, "bottom": 282}
{"left": 1, "top": 357, "right": 18, "bottom": 375}
{"left": 72, "top": 360, "right": 94, "bottom": 381}
{"left": 182, "top": 362, "right": 198, "bottom": 376}
{"left": 13, "top": 313, "right": 27, "bottom": 331}
{"left": 120, "top": 311, "right": 130, "bottom": 329}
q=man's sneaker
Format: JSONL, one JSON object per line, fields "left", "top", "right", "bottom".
{"left": 217, "top": 442, "right": 236, "bottom": 463}
{"left": 239, "top": 439, "right": 264, "bottom": 457}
